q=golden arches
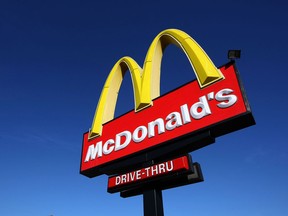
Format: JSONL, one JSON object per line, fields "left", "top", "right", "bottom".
{"left": 89, "top": 29, "right": 224, "bottom": 139}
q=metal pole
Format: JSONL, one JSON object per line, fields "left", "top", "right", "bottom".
{"left": 143, "top": 189, "right": 164, "bottom": 216}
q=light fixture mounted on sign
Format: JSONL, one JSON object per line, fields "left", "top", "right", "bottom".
{"left": 228, "top": 50, "right": 241, "bottom": 60}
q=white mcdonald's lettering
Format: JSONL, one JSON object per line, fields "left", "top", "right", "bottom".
{"left": 85, "top": 88, "right": 237, "bottom": 162}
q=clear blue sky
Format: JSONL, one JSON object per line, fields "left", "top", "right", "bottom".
{"left": 1, "top": 0, "right": 287, "bottom": 215}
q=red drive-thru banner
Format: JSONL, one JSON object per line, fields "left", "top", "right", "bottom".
{"left": 108, "top": 155, "right": 191, "bottom": 193}
{"left": 80, "top": 62, "right": 254, "bottom": 177}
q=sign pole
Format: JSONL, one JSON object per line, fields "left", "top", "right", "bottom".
{"left": 143, "top": 189, "right": 164, "bottom": 216}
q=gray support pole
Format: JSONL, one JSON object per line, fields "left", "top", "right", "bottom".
{"left": 143, "top": 189, "right": 164, "bottom": 216}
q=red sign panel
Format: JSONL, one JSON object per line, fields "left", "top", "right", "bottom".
{"left": 80, "top": 62, "right": 253, "bottom": 177}
{"left": 108, "top": 155, "right": 191, "bottom": 192}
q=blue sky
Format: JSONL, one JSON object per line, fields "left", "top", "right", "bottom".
{"left": 1, "top": 0, "right": 287, "bottom": 215}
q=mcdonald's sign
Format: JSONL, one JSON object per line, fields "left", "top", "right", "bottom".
{"left": 80, "top": 29, "right": 255, "bottom": 178}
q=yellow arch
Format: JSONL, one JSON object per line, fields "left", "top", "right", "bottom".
{"left": 89, "top": 29, "right": 224, "bottom": 139}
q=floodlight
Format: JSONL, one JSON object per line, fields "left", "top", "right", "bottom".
{"left": 228, "top": 50, "right": 241, "bottom": 60}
